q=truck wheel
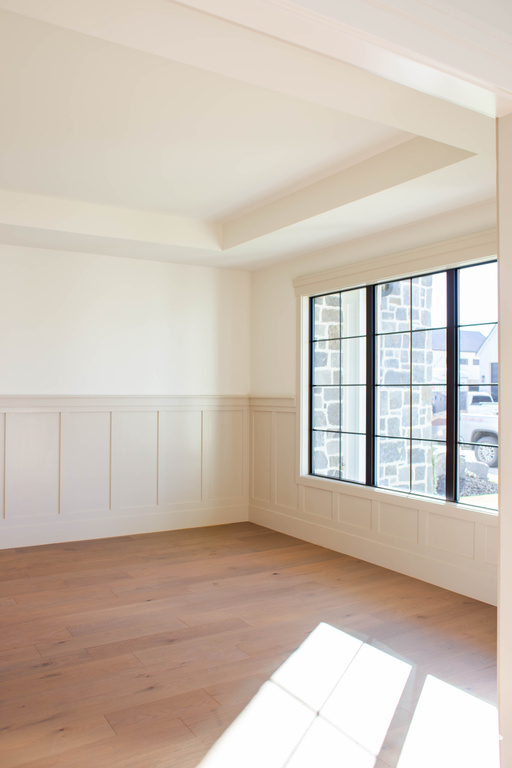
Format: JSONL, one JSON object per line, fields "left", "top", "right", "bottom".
{"left": 475, "top": 437, "right": 498, "bottom": 468}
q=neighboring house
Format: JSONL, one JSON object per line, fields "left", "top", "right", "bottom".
{"left": 477, "top": 324, "right": 499, "bottom": 401}
{"left": 431, "top": 327, "right": 498, "bottom": 410}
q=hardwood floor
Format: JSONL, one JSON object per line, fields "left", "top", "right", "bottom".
{"left": 0, "top": 523, "right": 497, "bottom": 767}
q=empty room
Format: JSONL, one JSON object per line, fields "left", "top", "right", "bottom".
{"left": 0, "top": 1, "right": 510, "bottom": 766}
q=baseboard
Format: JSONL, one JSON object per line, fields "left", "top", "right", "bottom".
{"left": 1, "top": 504, "right": 249, "bottom": 549}
{"left": 249, "top": 504, "right": 497, "bottom": 606}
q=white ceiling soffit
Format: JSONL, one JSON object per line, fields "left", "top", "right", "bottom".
{"left": 0, "top": 0, "right": 500, "bottom": 269}
{"left": 0, "top": 0, "right": 495, "bottom": 153}
{"left": 175, "top": 0, "right": 512, "bottom": 116}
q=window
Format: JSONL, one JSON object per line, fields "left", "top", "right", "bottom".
{"left": 309, "top": 262, "right": 498, "bottom": 510}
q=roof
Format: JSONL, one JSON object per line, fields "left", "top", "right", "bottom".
{"left": 431, "top": 328, "right": 486, "bottom": 352}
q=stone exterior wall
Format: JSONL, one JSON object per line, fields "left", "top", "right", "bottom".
{"left": 312, "top": 279, "right": 440, "bottom": 496}
{"left": 312, "top": 293, "right": 344, "bottom": 479}
{"left": 376, "top": 278, "right": 436, "bottom": 495}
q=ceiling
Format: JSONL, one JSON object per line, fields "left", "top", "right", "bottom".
{"left": 0, "top": 0, "right": 509, "bottom": 270}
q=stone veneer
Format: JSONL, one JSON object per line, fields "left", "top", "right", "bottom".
{"left": 312, "top": 278, "right": 441, "bottom": 495}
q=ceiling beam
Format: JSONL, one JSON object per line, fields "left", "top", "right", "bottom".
{"left": 0, "top": 1, "right": 496, "bottom": 155}
{"left": 0, "top": 189, "right": 221, "bottom": 250}
{"left": 223, "top": 137, "right": 473, "bottom": 248}
{"left": 176, "top": 0, "right": 509, "bottom": 116}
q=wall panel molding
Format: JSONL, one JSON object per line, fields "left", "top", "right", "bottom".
{"left": 0, "top": 391, "right": 499, "bottom": 606}
{"left": 0, "top": 395, "right": 250, "bottom": 411}
{"left": 248, "top": 396, "right": 498, "bottom": 605}
{"left": 0, "top": 413, "right": 5, "bottom": 520}
{"left": 0, "top": 395, "right": 249, "bottom": 549}
{"left": 5, "top": 412, "right": 60, "bottom": 520}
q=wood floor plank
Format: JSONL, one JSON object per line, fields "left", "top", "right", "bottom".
{"left": 86, "top": 617, "right": 249, "bottom": 661}
{"left": 104, "top": 688, "right": 219, "bottom": 733}
{"left": 0, "top": 716, "right": 115, "bottom": 768}
{"left": 0, "top": 522, "right": 497, "bottom": 768}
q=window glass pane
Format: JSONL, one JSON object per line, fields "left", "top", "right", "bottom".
{"left": 376, "top": 280, "right": 410, "bottom": 333}
{"left": 458, "top": 324, "right": 498, "bottom": 390}
{"left": 411, "top": 441, "right": 445, "bottom": 498}
{"left": 411, "top": 330, "right": 441, "bottom": 384}
{"left": 340, "top": 433, "right": 365, "bottom": 483}
{"left": 341, "top": 338, "right": 366, "bottom": 384}
{"left": 459, "top": 395, "right": 498, "bottom": 454}
{"left": 376, "top": 438, "right": 410, "bottom": 492}
{"left": 412, "top": 385, "right": 447, "bottom": 440}
{"left": 412, "top": 273, "right": 446, "bottom": 329}
{"left": 309, "top": 263, "right": 497, "bottom": 511}
{"left": 458, "top": 446, "right": 498, "bottom": 511}
{"left": 312, "top": 387, "right": 339, "bottom": 430}
{"left": 458, "top": 319, "right": 498, "bottom": 506}
{"left": 312, "top": 430, "right": 340, "bottom": 479}
{"left": 377, "top": 334, "right": 410, "bottom": 385}
{"left": 458, "top": 386, "right": 498, "bottom": 413}
{"left": 312, "top": 386, "right": 366, "bottom": 437}
{"left": 340, "top": 288, "right": 366, "bottom": 338}
{"left": 456, "top": 259, "right": 499, "bottom": 512}
{"left": 459, "top": 262, "right": 498, "bottom": 326}
{"left": 340, "top": 386, "right": 366, "bottom": 434}
{"left": 313, "top": 294, "right": 339, "bottom": 341}
{"left": 376, "top": 387, "right": 410, "bottom": 437}
{"left": 312, "top": 340, "right": 340, "bottom": 385}
{"left": 431, "top": 329, "right": 447, "bottom": 383}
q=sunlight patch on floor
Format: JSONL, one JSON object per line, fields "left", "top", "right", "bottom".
{"left": 396, "top": 674, "right": 499, "bottom": 768}
{"left": 195, "top": 622, "right": 498, "bottom": 767}
{"left": 196, "top": 622, "right": 410, "bottom": 767}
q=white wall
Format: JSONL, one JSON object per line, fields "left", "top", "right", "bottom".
{"left": 497, "top": 113, "right": 512, "bottom": 765}
{"left": 250, "top": 212, "right": 499, "bottom": 605}
{"left": 251, "top": 201, "right": 495, "bottom": 397}
{"left": 0, "top": 244, "right": 250, "bottom": 395}
{"left": 0, "top": 244, "right": 251, "bottom": 547}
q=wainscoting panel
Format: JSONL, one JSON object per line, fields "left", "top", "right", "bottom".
{"left": 249, "top": 397, "right": 498, "bottom": 605}
{"left": 0, "top": 394, "right": 499, "bottom": 605}
{"left": 378, "top": 502, "right": 419, "bottom": 544}
{"left": 252, "top": 410, "right": 272, "bottom": 504}
{"left": 5, "top": 412, "right": 60, "bottom": 519}
{"left": 427, "top": 512, "right": 476, "bottom": 559}
{"left": 0, "top": 413, "right": 4, "bottom": 519}
{"left": 0, "top": 396, "right": 250, "bottom": 549}
{"left": 61, "top": 411, "right": 111, "bottom": 515}
{"left": 337, "top": 493, "right": 372, "bottom": 531}
{"left": 204, "top": 409, "right": 245, "bottom": 502}
{"left": 112, "top": 411, "right": 158, "bottom": 510}
{"left": 275, "top": 411, "right": 298, "bottom": 512}
{"left": 158, "top": 410, "right": 202, "bottom": 505}
{"left": 485, "top": 525, "right": 499, "bottom": 565}
{"left": 303, "top": 486, "right": 332, "bottom": 520}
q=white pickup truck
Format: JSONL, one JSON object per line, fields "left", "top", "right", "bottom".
{"left": 432, "top": 391, "right": 498, "bottom": 467}
{"left": 459, "top": 393, "right": 498, "bottom": 467}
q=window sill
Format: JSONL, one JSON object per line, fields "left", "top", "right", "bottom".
{"left": 296, "top": 472, "right": 499, "bottom": 525}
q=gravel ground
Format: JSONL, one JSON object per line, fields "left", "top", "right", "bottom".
{"left": 437, "top": 472, "right": 498, "bottom": 497}
{"left": 460, "top": 474, "right": 499, "bottom": 497}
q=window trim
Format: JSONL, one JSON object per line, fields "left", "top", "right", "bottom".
{"left": 294, "top": 229, "right": 498, "bottom": 516}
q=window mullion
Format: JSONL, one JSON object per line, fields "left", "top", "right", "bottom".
{"left": 445, "top": 269, "right": 458, "bottom": 501}
{"left": 366, "top": 285, "right": 375, "bottom": 486}
{"left": 308, "top": 296, "right": 314, "bottom": 477}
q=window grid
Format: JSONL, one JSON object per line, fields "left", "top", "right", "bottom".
{"left": 309, "top": 263, "right": 498, "bottom": 509}
{"left": 373, "top": 276, "right": 448, "bottom": 498}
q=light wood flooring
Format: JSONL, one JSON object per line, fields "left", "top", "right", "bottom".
{"left": 0, "top": 522, "right": 497, "bottom": 767}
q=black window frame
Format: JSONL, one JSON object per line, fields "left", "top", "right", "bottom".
{"left": 309, "top": 262, "right": 498, "bottom": 506}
